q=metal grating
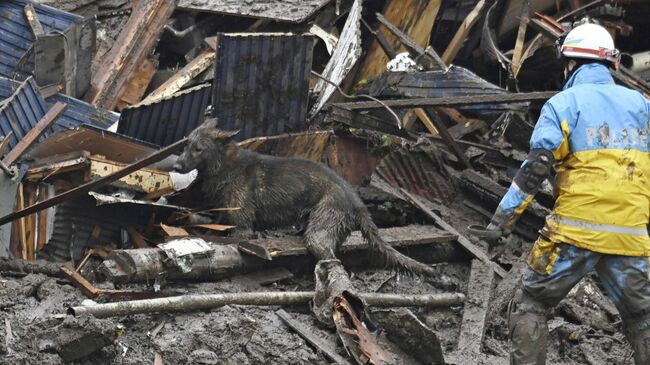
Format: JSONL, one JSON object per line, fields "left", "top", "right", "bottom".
{"left": 0, "top": 77, "right": 49, "bottom": 150}
{"left": 117, "top": 83, "right": 211, "bottom": 147}
{"left": 212, "top": 33, "right": 314, "bottom": 141}
{"left": 0, "top": 0, "right": 82, "bottom": 79}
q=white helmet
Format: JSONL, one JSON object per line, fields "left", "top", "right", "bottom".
{"left": 558, "top": 23, "right": 620, "bottom": 68}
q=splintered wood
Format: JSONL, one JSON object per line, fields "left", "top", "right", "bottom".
{"left": 356, "top": 0, "right": 442, "bottom": 83}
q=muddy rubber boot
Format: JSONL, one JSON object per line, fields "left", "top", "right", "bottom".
{"left": 624, "top": 314, "right": 650, "bottom": 364}
{"left": 312, "top": 259, "right": 353, "bottom": 326}
{"left": 508, "top": 289, "right": 549, "bottom": 365}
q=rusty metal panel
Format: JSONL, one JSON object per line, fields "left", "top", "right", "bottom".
{"left": 0, "top": 77, "right": 49, "bottom": 150}
{"left": 177, "top": 0, "right": 331, "bottom": 23}
{"left": 212, "top": 33, "right": 314, "bottom": 141}
{"left": 375, "top": 146, "right": 456, "bottom": 203}
{"left": 0, "top": 0, "right": 84, "bottom": 80}
{"left": 47, "top": 93, "right": 119, "bottom": 130}
{"left": 117, "top": 83, "right": 211, "bottom": 147}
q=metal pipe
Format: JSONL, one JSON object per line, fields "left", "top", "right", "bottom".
{"left": 621, "top": 51, "right": 650, "bottom": 74}
{"left": 68, "top": 291, "right": 466, "bottom": 318}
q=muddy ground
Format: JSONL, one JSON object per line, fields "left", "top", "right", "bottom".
{"left": 0, "top": 258, "right": 635, "bottom": 364}
{"left": 0, "top": 188, "right": 634, "bottom": 365}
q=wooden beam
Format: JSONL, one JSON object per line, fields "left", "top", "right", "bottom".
{"left": 84, "top": 0, "right": 175, "bottom": 110}
{"left": 3, "top": 102, "right": 67, "bottom": 166}
{"left": 441, "top": 0, "right": 488, "bottom": 64}
{"left": 421, "top": 108, "right": 473, "bottom": 169}
{"left": 400, "top": 189, "right": 506, "bottom": 277}
{"left": 276, "top": 309, "right": 354, "bottom": 365}
{"left": 140, "top": 50, "right": 216, "bottom": 105}
{"left": 115, "top": 57, "right": 158, "bottom": 111}
{"left": 0, "top": 138, "right": 188, "bottom": 226}
{"left": 456, "top": 260, "right": 495, "bottom": 358}
{"left": 335, "top": 91, "right": 556, "bottom": 110}
{"left": 414, "top": 108, "right": 438, "bottom": 136}
{"left": 23, "top": 4, "right": 44, "bottom": 39}
{"left": 355, "top": 0, "right": 442, "bottom": 83}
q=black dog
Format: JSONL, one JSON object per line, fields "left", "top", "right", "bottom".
{"left": 173, "top": 119, "right": 434, "bottom": 275}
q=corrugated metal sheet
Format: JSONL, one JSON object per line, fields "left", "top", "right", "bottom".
{"left": 42, "top": 195, "right": 138, "bottom": 262}
{"left": 117, "top": 83, "right": 211, "bottom": 147}
{"left": 0, "top": 77, "right": 49, "bottom": 150}
{"left": 212, "top": 33, "right": 314, "bottom": 141}
{"left": 0, "top": 76, "right": 20, "bottom": 99}
{"left": 177, "top": 0, "right": 331, "bottom": 23}
{"left": 0, "top": 0, "right": 82, "bottom": 79}
{"left": 1, "top": 76, "right": 114, "bottom": 152}
{"left": 47, "top": 93, "right": 118, "bottom": 130}
{"left": 375, "top": 145, "right": 456, "bottom": 204}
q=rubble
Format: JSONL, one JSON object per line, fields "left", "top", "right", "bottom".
{"left": 0, "top": 0, "right": 648, "bottom": 363}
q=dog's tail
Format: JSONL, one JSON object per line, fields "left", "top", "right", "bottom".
{"left": 358, "top": 210, "right": 435, "bottom": 277}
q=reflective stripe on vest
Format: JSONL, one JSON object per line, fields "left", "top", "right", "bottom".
{"left": 547, "top": 214, "right": 649, "bottom": 236}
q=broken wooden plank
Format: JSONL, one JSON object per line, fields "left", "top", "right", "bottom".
{"left": 441, "top": 0, "right": 488, "bottom": 64}
{"left": 355, "top": 0, "right": 442, "bottom": 82}
{"left": 276, "top": 309, "right": 353, "bottom": 365}
{"left": 115, "top": 57, "right": 158, "bottom": 110}
{"left": 421, "top": 108, "right": 473, "bottom": 169}
{"left": 84, "top": 0, "right": 175, "bottom": 110}
{"left": 267, "top": 225, "right": 456, "bottom": 257}
{"left": 456, "top": 260, "right": 495, "bottom": 358}
{"left": 375, "top": 13, "right": 445, "bottom": 70}
{"left": 3, "top": 102, "right": 67, "bottom": 166}
{"left": 23, "top": 4, "right": 44, "bottom": 38}
{"left": 511, "top": 0, "right": 531, "bottom": 77}
{"left": 311, "top": 0, "right": 362, "bottom": 114}
{"left": 140, "top": 50, "right": 216, "bottom": 105}
{"left": 0, "top": 138, "right": 188, "bottom": 226}
{"left": 333, "top": 293, "right": 393, "bottom": 365}
{"left": 335, "top": 91, "right": 556, "bottom": 110}
{"left": 60, "top": 265, "right": 162, "bottom": 300}
{"left": 399, "top": 189, "right": 507, "bottom": 278}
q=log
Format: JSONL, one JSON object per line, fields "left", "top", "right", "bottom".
{"left": 0, "top": 258, "right": 64, "bottom": 277}
{"left": 68, "top": 292, "right": 465, "bottom": 318}
{"left": 99, "top": 225, "right": 460, "bottom": 284}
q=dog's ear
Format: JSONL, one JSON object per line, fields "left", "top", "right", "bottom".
{"left": 218, "top": 129, "right": 240, "bottom": 140}
{"left": 201, "top": 118, "right": 218, "bottom": 130}
{"left": 205, "top": 129, "right": 240, "bottom": 142}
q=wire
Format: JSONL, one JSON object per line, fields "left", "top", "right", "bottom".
{"left": 311, "top": 70, "right": 403, "bottom": 129}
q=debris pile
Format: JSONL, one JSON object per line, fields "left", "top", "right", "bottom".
{"left": 1, "top": 0, "right": 648, "bottom": 363}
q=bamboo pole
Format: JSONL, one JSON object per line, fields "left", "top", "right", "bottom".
{"left": 69, "top": 292, "right": 465, "bottom": 318}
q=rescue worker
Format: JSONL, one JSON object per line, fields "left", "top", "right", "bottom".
{"left": 486, "top": 23, "right": 650, "bottom": 364}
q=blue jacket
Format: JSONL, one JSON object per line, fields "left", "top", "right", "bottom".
{"left": 494, "top": 63, "right": 650, "bottom": 256}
